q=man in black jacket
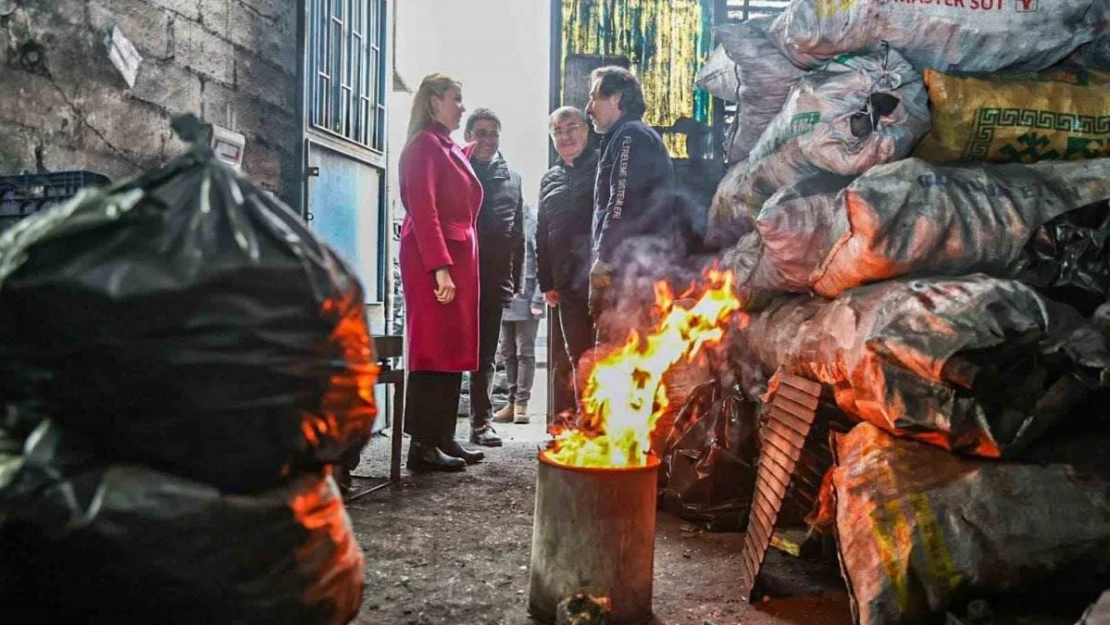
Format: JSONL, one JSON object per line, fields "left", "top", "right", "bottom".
{"left": 465, "top": 108, "right": 524, "bottom": 448}
{"left": 537, "top": 106, "right": 598, "bottom": 413}
{"left": 585, "top": 66, "right": 676, "bottom": 342}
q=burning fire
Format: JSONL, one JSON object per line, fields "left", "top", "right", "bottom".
{"left": 544, "top": 268, "right": 744, "bottom": 469}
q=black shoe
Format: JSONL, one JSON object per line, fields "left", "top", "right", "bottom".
{"left": 439, "top": 440, "right": 485, "bottom": 464}
{"left": 469, "top": 425, "right": 503, "bottom": 447}
{"left": 406, "top": 441, "right": 466, "bottom": 472}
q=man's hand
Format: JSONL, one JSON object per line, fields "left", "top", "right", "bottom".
{"left": 589, "top": 261, "right": 614, "bottom": 290}
{"left": 588, "top": 261, "right": 614, "bottom": 318}
{"left": 530, "top": 306, "right": 544, "bottom": 317}
{"left": 544, "top": 290, "right": 559, "bottom": 308}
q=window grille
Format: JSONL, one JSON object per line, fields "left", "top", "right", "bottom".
{"left": 308, "top": 0, "right": 387, "bottom": 151}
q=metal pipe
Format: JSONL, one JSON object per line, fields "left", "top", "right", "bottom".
{"left": 528, "top": 451, "right": 659, "bottom": 625}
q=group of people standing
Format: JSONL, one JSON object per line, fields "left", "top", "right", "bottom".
{"left": 397, "top": 67, "right": 675, "bottom": 472}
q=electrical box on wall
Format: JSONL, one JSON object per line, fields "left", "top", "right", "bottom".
{"left": 211, "top": 125, "right": 246, "bottom": 170}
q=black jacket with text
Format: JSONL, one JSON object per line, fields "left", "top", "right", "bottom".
{"left": 591, "top": 114, "right": 675, "bottom": 267}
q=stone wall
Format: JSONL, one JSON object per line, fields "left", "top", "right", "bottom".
{"left": 0, "top": 0, "right": 301, "bottom": 205}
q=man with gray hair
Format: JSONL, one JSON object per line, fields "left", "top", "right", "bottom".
{"left": 584, "top": 66, "right": 675, "bottom": 337}
{"left": 537, "top": 106, "right": 598, "bottom": 416}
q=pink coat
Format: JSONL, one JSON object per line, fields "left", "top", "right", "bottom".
{"left": 399, "top": 124, "right": 484, "bottom": 372}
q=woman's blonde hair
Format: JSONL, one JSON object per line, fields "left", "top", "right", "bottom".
{"left": 406, "top": 73, "right": 462, "bottom": 144}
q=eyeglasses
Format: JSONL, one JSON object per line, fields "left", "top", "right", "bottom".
{"left": 550, "top": 124, "right": 584, "bottom": 138}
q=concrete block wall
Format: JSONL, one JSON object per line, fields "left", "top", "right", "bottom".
{"left": 0, "top": 0, "right": 301, "bottom": 205}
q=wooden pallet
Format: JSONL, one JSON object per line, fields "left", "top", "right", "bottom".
{"left": 738, "top": 370, "right": 822, "bottom": 601}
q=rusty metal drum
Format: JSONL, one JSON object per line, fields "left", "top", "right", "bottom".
{"left": 527, "top": 451, "right": 659, "bottom": 625}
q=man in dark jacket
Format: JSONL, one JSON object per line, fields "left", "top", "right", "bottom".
{"left": 537, "top": 106, "right": 598, "bottom": 412}
{"left": 465, "top": 108, "right": 524, "bottom": 448}
{"left": 585, "top": 66, "right": 676, "bottom": 340}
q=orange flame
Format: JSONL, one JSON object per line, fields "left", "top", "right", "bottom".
{"left": 545, "top": 268, "right": 743, "bottom": 469}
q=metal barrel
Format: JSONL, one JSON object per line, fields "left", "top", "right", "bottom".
{"left": 527, "top": 451, "right": 659, "bottom": 625}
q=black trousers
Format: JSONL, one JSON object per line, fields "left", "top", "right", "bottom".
{"left": 404, "top": 371, "right": 462, "bottom": 444}
{"left": 556, "top": 288, "right": 595, "bottom": 409}
{"left": 469, "top": 296, "right": 505, "bottom": 428}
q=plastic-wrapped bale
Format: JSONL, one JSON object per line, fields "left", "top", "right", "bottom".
{"left": 0, "top": 421, "right": 363, "bottom": 625}
{"left": 767, "top": 0, "right": 1099, "bottom": 73}
{"left": 739, "top": 275, "right": 1110, "bottom": 458}
{"left": 0, "top": 141, "right": 379, "bottom": 493}
{"left": 1073, "top": 23, "right": 1110, "bottom": 70}
{"left": 706, "top": 161, "right": 756, "bottom": 250}
{"left": 695, "top": 44, "right": 740, "bottom": 102}
{"left": 828, "top": 423, "right": 1110, "bottom": 625}
{"left": 916, "top": 66, "right": 1110, "bottom": 164}
{"left": 734, "top": 45, "right": 931, "bottom": 218}
{"left": 715, "top": 17, "right": 805, "bottom": 163}
{"left": 724, "top": 157, "right": 1110, "bottom": 299}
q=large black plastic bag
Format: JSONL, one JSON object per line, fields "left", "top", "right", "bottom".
{"left": 828, "top": 423, "right": 1110, "bottom": 625}
{"left": 1018, "top": 200, "right": 1110, "bottom": 315}
{"left": 0, "top": 419, "right": 364, "bottom": 625}
{"left": 724, "top": 158, "right": 1110, "bottom": 300}
{"left": 660, "top": 382, "right": 760, "bottom": 532}
{"left": 0, "top": 136, "right": 378, "bottom": 493}
{"left": 737, "top": 276, "right": 1110, "bottom": 458}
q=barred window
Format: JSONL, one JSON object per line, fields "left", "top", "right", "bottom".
{"left": 308, "top": 0, "right": 387, "bottom": 151}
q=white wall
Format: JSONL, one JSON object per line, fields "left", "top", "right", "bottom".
{"left": 390, "top": 0, "right": 552, "bottom": 207}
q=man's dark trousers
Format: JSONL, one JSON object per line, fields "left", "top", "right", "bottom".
{"left": 556, "top": 288, "right": 594, "bottom": 407}
{"left": 470, "top": 294, "right": 505, "bottom": 429}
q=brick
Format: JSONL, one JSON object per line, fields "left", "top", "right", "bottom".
{"left": 199, "top": 0, "right": 231, "bottom": 37}
{"left": 201, "top": 82, "right": 298, "bottom": 154}
{"left": 39, "top": 142, "right": 141, "bottom": 181}
{"left": 148, "top": 0, "right": 202, "bottom": 21}
{"left": 0, "top": 67, "right": 72, "bottom": 135}
{"left": 28, "top": 1, "right": 88, "bottom": 28}
{"left": 88, "top": 0, "right": 174, "bottom": 60}
{"left": 174, "top": 17, "right": 235, "bottom": 84}
{"left": 241, "top": 138, "right": 284, "bottom": 191}
{"left": 227, "top": 0, "right": 296, "bottom": 68}
{"left": 130, "top": 58, "right": 204, "bottom": 116}
{"left": 233, "top": 47, "right": 295, "bottom": 112}
{"left": 74, "top": 88, "right": 174, "bottom": 165}
{"left": 0, "top": 121, "right": 41, "bottom": 175}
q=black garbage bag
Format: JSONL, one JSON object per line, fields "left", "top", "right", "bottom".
{"left": 1018, "top": 201, "right": 1110, "bottom": 316}
{"left": 660, "top": 382, "right": 760, "bottom": 531}
{"left": 0, "top": 124, "right": 378, "bottom": 493}
{"left": 0, "top": 420, "right": 364, "bottom": 625}
{"left": 828, "top": 423, "right": 1110, "bottom": 625}
{"left": 737, "top": 276, "right": 1110, "bottom": 459}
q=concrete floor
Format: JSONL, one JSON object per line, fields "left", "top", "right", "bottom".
{"left": 345, "top": 410, "right": 851, "bottom": 625}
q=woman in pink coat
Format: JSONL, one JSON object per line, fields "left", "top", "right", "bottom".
{"left": 399, "top": 73, "right": 486, "bottom": 472}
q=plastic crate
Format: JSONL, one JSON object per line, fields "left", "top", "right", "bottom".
{"left": 0, "top": 171, "right": 112, "bottom": 233}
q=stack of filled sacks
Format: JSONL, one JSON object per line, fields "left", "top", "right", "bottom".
{"left": 0, "top": 117, "right": 377, "bottom": 625}
{"left": 698, "top": 1, "right": 1110, "bottom": 623}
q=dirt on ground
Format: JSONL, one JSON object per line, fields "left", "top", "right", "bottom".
{"left": 346, "top": 419, "right": 851, "bottom": 625}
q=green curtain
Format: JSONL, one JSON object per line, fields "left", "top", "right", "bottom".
{"left": 561, "top": 0, "right": 715, "bottom": 158}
